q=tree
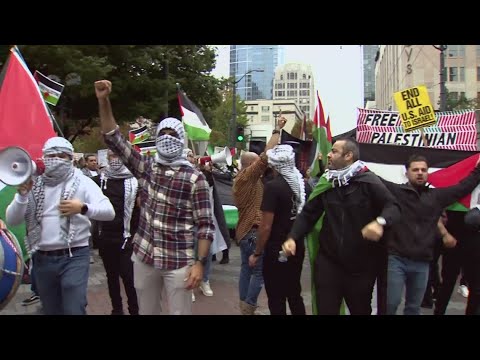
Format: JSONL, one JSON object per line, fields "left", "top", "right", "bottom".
{"left": 2, "top": 45, "right": 223, "bottom": 144}
{"left": 208, "top": 86, "right": 248, "bottom": 147}
{"left": 439, "top": 89, "right": 478, "bottom": 111}
{"left": 445, "top": 91, "right": 478, "bottom": 111}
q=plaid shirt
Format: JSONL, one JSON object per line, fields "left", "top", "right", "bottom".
{"left": 104, "top": 128, "right": 214, "bottom": 270}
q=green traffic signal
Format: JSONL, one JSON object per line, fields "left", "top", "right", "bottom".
{"left": 237, "top": 135, "right": 244, "bottom": 142}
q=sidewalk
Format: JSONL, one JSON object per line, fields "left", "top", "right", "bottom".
{"left": 0, "top": 245, "right": 466, "bottom": 315}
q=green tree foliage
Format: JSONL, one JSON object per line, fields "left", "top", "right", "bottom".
{"left": 445, "top": 91, "right": 478, "bottom": 111}
{"left": 208, "top": 87, "right": 247, "bottom": 147}
{"left": 0, "top": 45, "right": 222, "bottom": 144}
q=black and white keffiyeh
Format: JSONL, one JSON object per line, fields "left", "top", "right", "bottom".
{"left": 267, "top": 145, "right": 306, "bottom": 214}
{"left": 325, "top": 160, "right": 366, "bottom": 187}
{"left": 25, "top": 168, "right": 82, "bottom": 256}
{"left": 100, "top": 162, "right": 138, "bottom": 248}
{"left": 154, "top": 117, "right": 192, "bottom": 168}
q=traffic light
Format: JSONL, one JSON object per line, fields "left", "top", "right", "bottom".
{"left": 236, "top": 126, "right": 245, "bottom": 142}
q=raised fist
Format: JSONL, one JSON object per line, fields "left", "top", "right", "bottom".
{"left": 94, "top": 80, "right": 112, "bottom": 99}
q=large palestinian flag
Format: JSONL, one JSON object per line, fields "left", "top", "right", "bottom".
{"left": 356, "top": 142, "right": 479, "bottom": 210}
{"left": 177, "top": 89, "right": 211, "bottom": 141}
{"left": 0, "top": 47, "right": 56, "bottom": 260}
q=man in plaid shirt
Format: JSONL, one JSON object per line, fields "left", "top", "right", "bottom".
{"left": 95, "top": 80, "right": 214, "bottom": 315}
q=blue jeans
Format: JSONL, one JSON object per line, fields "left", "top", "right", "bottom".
{"left": 202, "top": 254, "right": 213, "bottom": 283}
{"left": 387, "top": 254, "right": 429, "bottom": 315}
{"left": 239, "top": 230, "right": 264, "bottom": 306}
{"left": 33, "top": 246, "right": 90, "bottom": 315}
{"left": 30, "top": 259, "right": 39, "bottom": 296}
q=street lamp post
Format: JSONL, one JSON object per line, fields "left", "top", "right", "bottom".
{"left": 230, "top": 69, "right": 264, "bottom": 147}
{"left": 433, "top": 45, "right": 448, "bottom": 111}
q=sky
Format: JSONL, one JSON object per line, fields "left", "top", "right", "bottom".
{"left": 211, "top": 45, "right": 364, "bottom": 136}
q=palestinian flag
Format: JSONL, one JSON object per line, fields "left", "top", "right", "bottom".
{"left": 33, "top": 70, "right": 64, "bottom": 106}
{"left": 0, "top": 47, "right": 56, "bottom": 261}
{"left": 306, "top": 139, "right": 478, "bottom": 314}
{"left": 134, "top": 140, "right": 156, "bottom": 156}
{"left": 177, "top": 89, "right": 211, "bottom": 141}
{"left": 309, "top": 91, "right": 331, "bottom": 177}
{"left": 356, "top": 142, "right": 479, "bottom": 211}
{"left": 128, "top": 125, "right": 150, "bottom": 145}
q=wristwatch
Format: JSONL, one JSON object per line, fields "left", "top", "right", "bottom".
{"left": 195, "top": 256, "right": 208, "bottom": 266}
{"left": 80, "top": 203, "right": 89, "bottom": 215}
{"left": 376, "top": 216, "right": 387, "bottom": 226}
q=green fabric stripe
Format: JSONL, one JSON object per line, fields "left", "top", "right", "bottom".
{"left": 305, "top": 176, "right": 345, "bottom": 315}
{"left": 447, "top": 202, "right": 468, "bottom": 212}
{"left": 184, "top": 123, "right": 211, "bottom": 141}
{"left": 0, "top": 186, "right": 29, "bottom": 260}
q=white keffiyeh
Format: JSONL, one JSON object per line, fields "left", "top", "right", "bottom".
{"left": 154, "top": 117, "right": 192, "bottom": 168}
{"left": 325, "top": 160, "right": 366, "bottom": 187}
{"left": 267, "top": 145, "right": 306, "bottom": 214}
{"left": 100, "top": 163, "right": 138, "bottom": 249}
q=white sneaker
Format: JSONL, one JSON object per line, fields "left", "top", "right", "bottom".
{"left": 458, "top": 285, "right": 469, "bottom": 298}
{"left": 192, "top": 291, "right": 195, "bottom": 302}
{"left": 199, "top": 281, "right": 213, "bottom": 297}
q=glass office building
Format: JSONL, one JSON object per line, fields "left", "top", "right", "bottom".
{"left": 229, "top": 45, "right": 282, "bottom": 100}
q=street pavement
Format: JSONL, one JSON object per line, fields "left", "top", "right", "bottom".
{"left": 1, "top": 245, "right": 468, "bottom": 315}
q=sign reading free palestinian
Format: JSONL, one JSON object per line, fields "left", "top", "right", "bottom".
{"left": 356, "top": 108, "right": 477, "bottom": 151}
{"left": 394, "top": 85, "right": 436, "bottom": 131}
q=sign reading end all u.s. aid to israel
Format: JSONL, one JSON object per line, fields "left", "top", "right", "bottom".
{"left": 393, "top": 85, "right": 436, "bottom": 132}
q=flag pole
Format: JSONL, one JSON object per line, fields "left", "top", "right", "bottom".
{"left": 46, "top": 104, "right": 65, "bottom": 138}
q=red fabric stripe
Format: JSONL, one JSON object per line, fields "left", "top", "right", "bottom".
{"left": 0, "top": 49, "right": 55, "bottom": 159}
{"left": 428, "top": 154, "right": 479, "bottom": 208}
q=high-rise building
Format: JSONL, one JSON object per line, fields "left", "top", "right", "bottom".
{"left": 363, "top": 45, "right": 379, "bottom": 106}
{"left": 229, "top": 45, "right": 282, "bottom": 100}
{"left": 375, "top": 45, "right": 480, "bottom": 111}
{"left": 273, "top": 63, "right": 315, "bottom": 120}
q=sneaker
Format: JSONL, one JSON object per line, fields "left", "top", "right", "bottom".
{"left": 458, "top": 285, "right": 469, "bottom": 298}
{"left": 199, "top": 281, "right": 213, "bottom": 297}
{"left": 219, "top": 257, "right": 229, "bottom": 264}
{"left": 192, "top": 291, "right": 196, "bottom": 302}
{"left": 21, "top": 293, "right": 40, "bottom": 306}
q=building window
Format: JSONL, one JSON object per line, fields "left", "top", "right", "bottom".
{"left": 447, "top": 45, "right": 465, "bottom": 57}
{"left": 477, "top": 46, "right": 480, "bottom": 58}
{"left": 261, "top": 106, "right": 270, "bottom": 112}
{"left": 459, "top": 67, "right": 465, "bottom": 82}
{"left": 449, "top": 92, "right": 459, "bottom": 101}
{"left": 303, "top": 74, "right": 307, "bottom": 79}
{"left": 250, "top": 106, "right": 254, "bottom": 111}
{"left": 477, "top": 67, "right": 480, "bottom": 81}
{"left": 287, "top": 72, "right": 297, "bottom": 80}
{"left": 449, "top": 67, "right": 458, "bottom": 82}
{"left": 477, "top": 92, "right": 480, "bottom": 102}
{"left": 280, "top": 75, "right": 283, "bottom": 80}
{"left": 261, "top": 116, "right": 269, "bottom": 122}
{"left": 250, "top": 116, "right": 254, "bottom": 122}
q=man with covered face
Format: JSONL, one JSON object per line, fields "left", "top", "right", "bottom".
{"left": 95, "top": 80, "right": 214, "bottom": 315}
{"left": 5, "top": 136, "right": 115, "bottom": 315}
{"left": 92, "top": 150, "right": 140, "bottom": 315}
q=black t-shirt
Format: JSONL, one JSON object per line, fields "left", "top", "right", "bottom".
{"left": 261, "top": 176, "right": 299, "bottom": 250}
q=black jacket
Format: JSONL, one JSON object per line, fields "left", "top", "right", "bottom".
{"left": 92, "top": 176, "right": 140, "bottom": 245}
{"left": 381, "top": 166, "right": 480, "bottom": 262}
{"left": 289, "top": 170, "right": 401, "bottom": 273}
